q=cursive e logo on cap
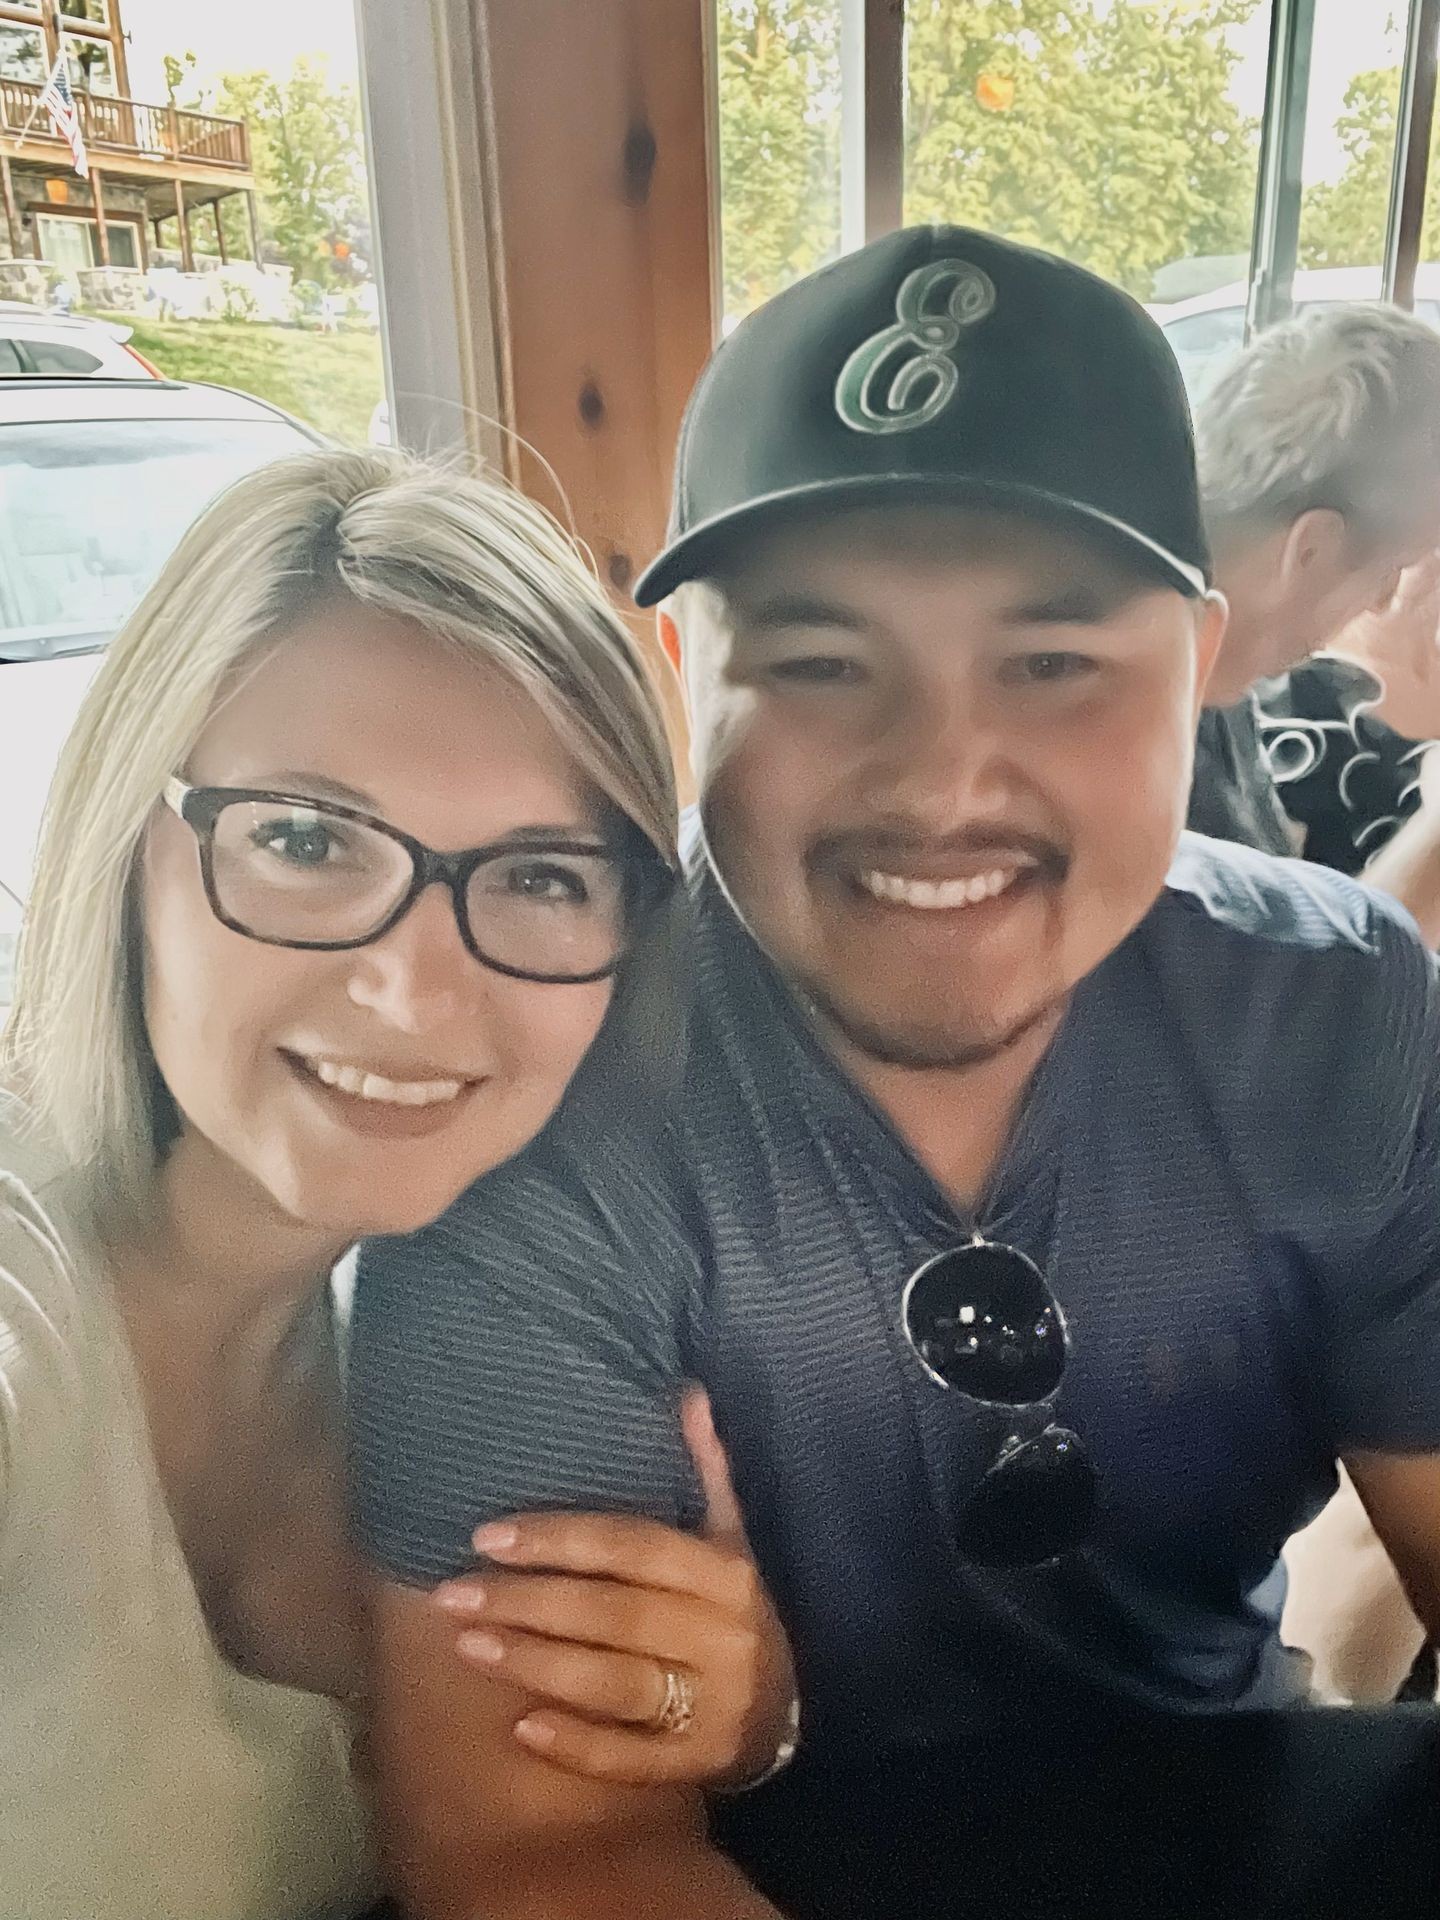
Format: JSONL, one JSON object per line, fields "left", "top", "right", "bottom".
{"left": 835, "top": 259, "right": 997, "bottom": 435}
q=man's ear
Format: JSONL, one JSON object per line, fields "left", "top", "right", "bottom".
{"left": 1193, "top": 589, "right": 1228, "bottom": 707}
{"left": 658, "top": 607, "right": 683, "bottom": 678}
{"left": 1279, "top": 507, "right": 1349, "bottom": 591}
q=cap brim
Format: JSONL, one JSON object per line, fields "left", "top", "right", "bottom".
{"left": 633, "top": 474, "right": 1208, "bottom": 606}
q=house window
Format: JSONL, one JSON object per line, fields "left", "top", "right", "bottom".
{"left": 0, "top": 1, "right": 42, "bottom": 14}
{"left": 0, "top": 21, "right": 45, "bottom": 83}
{"left": 64, "top": 32, "right": 115, "bottom": 95}
{"left": 59, "top": 0, "right": 111, "bottom": 25}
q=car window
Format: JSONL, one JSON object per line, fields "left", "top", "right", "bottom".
{"left": 0, "top": 417, "right": 312, "bottom": 657}
{"left": 24, "top": 340, "right": 104, "bottom": 375}
{"left": 0, "top": 339, "right": 26, "bottom": 375}
{"left": 1164, "top": 308, "right": 1245, "bottom": 356}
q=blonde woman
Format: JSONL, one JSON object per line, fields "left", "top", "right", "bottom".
{"left": 0, "top": 449, "right": 794, "bottom": 1920}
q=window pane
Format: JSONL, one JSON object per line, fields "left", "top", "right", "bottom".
{"left": 1297, "top": 2, "right": 1406, "bottom": 272}
{"left": 903, "top": 0, "right": 1266, "bottom": 300}
{"left": 0, "top": 419, "right": 314, "bottom": 652}
{"left": 0, "top": 341, "right": 25, "bottom": 375}
{"left": 0, "top": 23, "right": 46, "bottom": 83}
{"left": 65, "top": 33, "right": 116, "bottom": 95}
{"left": 24, "top": 341, "right": 103, "bottom": 375}
{"left": 59, "top": 0, "right": 110, "bottom": 24}
{"left": 715, "top": 0, "right": 843, "bottom": 326}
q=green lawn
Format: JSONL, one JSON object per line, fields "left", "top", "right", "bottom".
{"left": 86, "top": 313, "right": 385, "bottom": 445}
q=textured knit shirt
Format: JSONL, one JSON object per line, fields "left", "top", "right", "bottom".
{"left": 349, "top": 832, "right": 1440, "bottom": 1761}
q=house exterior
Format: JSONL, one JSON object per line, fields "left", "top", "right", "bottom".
{"left": 0, "top": 0, "right": 257, "bottom": 277}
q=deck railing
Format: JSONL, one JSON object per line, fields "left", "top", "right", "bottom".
{"left": 0, "top": 80, "right": 250, "bottom": 171}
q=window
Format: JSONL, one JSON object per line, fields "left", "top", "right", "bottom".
{"left": 64, "top": 32, "right": 115, "bottom": 95}
{"left": 0, "top": 418, "right": 315, "bottom": 652}
{"left": 24, "top": 340, "right": 102, "bottom": 374}
{"left": 0, "top": 21, "right": 45, "bottom": 83}
{"left": 1296, "top": 2, "right": 1406, "bottom": 273}
{"left": 58, "top": 0, "right": 110, "bottom": 24}
{"left": 0, "top": 340, "right": 24, "bottom": 375}
{"left": 903, "top": 0, "right": 1267, "bottom": 304}
{"left": 715, "top": 0, "right": 843, "bottom": 326}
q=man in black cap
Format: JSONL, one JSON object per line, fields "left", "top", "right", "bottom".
{"left": 349, "top": 229, "right": 1440, "bottom": 1918}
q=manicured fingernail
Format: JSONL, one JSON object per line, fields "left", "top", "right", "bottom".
{"left": 515, "top": 1717, "right": 555, "bottom": 1749}
{"left": 458, "top": 1631, "right": 505, "bottom": 1664}
{"left": 473, "top": 1523, "right": 518, "bottom": 1554}
{"left": 434, "top": 1585, "right": 485, "bottom": 1614}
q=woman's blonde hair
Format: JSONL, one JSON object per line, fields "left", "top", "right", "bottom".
{"left": 1, "top": 446, "right": 679, "bottom": 1216}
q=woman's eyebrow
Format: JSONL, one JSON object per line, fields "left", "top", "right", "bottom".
{"left": 241, "top": 770, "right": 380, "bottom": 808}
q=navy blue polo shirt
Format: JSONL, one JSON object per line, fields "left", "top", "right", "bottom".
{"left": 348, "top": 831, "right": 1440, "bottom": 1756}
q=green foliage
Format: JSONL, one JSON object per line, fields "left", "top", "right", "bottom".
{"left": 1297, "top": 66, "right": 1435, "bottom": 269}
{"left": 162, "top": 52, "right": 370, "bottom": 286}
{"left": 86, "top": 314, "right": 384, "bottom": 446}
{"left": 716, "top": 0, "right": 843, "bottom": 315}
{"left": 718, "top": 0, "right": 1264, "bottom": 307}
{"left": 215, "top": 58, "right": 370, "bottom": 286}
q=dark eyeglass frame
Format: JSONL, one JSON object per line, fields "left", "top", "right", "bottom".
{"left": 900, "top": 1238, "right": 1097, "bottom": 1569}
{"left": 162, "top": 777, "right": 675, "bottom": 986}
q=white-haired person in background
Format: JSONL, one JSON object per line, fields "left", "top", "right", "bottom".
{"left": 0, "top": 448, "right": 796, "bottom": 1920}
{"left": 1189, "top": 302, "right": 1440, "bottom": 931}
{"left": 1185, "top": 308, "right": 1440, "bottom": 1713}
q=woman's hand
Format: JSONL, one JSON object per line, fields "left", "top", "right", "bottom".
{"left": 430, "top": 1388, "right": 798, "bottom": 1789}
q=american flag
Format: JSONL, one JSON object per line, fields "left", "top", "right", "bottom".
{"left": 39, "top": 52, "right": 89, "bottom": 179}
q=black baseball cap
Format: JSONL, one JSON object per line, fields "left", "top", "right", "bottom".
{"left": 634, "top": 224, "right": 1210, "bottom": 607}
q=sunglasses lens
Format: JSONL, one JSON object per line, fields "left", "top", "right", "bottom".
{"left": 904, "top": 1241, "right": 1065, "bottom": 1405}
{"left": 959, "top": 1426, "right": 1097, "bottom": 1568}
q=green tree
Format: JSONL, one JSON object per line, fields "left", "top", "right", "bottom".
{"left": 905, "top": 0, "right": 1261, "bottom": 294}
{"left": 717, "top": 0, "right": 1263, "bottom": 309}
{"left": 716, "top": 0, "right": 843, "bottom": 316}
{"left": 213, "top": 57, "right": 370, "bottom": 285}
{"left": 1298, "top": 67, "right": 1415, "bottom": 269}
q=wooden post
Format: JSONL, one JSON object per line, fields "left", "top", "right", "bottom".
{"left": 213, "top": 198, "right": 228, "bottom": 265}
{"left": 0, "top": 152, "right": 20, "bottom": 260}
{"left": 173, "top": 177, "right": 193, "bottom": 273}
{"left": 244, "top": 187, "right": 261, "bottom": 263}
{"left": 91, "top": 162, "right": 110, "bottom": 266}
{"left": 135, "top": 206, "right": 150, "bottom": 270}
{"left": 465, "top": 0, "right": 716, "bottom": 609}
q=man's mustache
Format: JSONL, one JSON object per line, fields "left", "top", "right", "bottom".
{"left": 809, "top": 825, "right": 1071, "bottom": 879}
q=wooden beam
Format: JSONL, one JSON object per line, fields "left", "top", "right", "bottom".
{"left": 173, "top": 175, "right": 193, "bottom": 272}
{"left": 245, "top": 186, "right": 260, "bottom": 264}
{"left": 213, "top": 196, "right": 227, "bottom": 264}
{"left": 863, "top": 0, "right": 905, "bottom": 242}
{"left": 0, "top": 150, "right": 19, "bottom": 259}
{"left": 91, "top": 161, "right": 109, "bottom": 266}
{"left": 464, "top": 0, "right": 716, "bottom": 615}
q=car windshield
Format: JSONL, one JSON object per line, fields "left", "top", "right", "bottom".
{"left": 0, "top": 417, "right": 310, "bottom": 655}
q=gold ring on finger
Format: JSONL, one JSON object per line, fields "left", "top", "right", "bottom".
{"left": 651, "top": 1665, "right": 696, "bottom": 1736}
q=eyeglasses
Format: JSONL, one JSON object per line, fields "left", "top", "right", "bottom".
{"left": 901, "top": 1238, "right": 1096, "bottom": 1568}
{"left": 163, "top": 778, "right": 673, "bottom": 986}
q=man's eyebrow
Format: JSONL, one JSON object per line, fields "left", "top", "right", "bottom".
{"left": 730, "top": 592, "right": 871, "bottom": 635}
{"left": 999, "top": 581, "right": 1146, "bottom": 626}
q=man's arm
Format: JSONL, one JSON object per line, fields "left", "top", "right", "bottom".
{"left": 1342, "top": 1451, "right": 1440, "bottom": 1648}
{"left": 347, "top": 1129, "right": 782, "bottom": 1920}
{"left": 1359, "top": 766, "right": 1440, "bottom": 947}
{"left": 371, "top": 1579, "right": 782, "bottom": 1920}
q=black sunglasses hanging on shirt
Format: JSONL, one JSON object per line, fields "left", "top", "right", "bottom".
{"left": 901, "top": 1237, "right": 1097, "bottom": 1568}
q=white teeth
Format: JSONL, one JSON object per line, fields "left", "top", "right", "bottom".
{"left": 303, "top": 1057, "right": 465, "bottom": 1106}
{"left": 859, "top": 867, "right": 1025, "bottom": 910}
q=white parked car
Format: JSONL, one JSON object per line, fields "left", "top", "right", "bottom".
{"left": 0, "top": 303, "right": 162, "bottom": 379}
{"left": 0, "top": 376, "right": 323, "bottom": 1008}
{"left": 1158, "top": 265, "right": 1440, "bottom": 404}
